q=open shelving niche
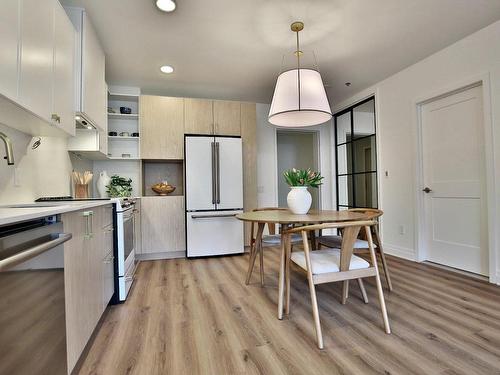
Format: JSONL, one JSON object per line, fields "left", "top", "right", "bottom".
{"left": 142, "top": 160, "right": 184, "bottom": 197}
{"left": 107, "top": 91, "right": 140, "bottom": 160}
{"left": 92, "top": 87, "right": 142, "bottom": 197}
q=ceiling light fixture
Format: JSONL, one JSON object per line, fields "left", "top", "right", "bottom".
{"left": 160, "top": 65, "right": 174, "bottom": 74}
{"left": 268, "top": 21, "right": 332, "bottom": 127}
{"left": 156, "top": 0, "right": 176, "bottom": 12}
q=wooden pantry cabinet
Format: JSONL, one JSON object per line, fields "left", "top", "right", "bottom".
{"left": 63, "top": 205, "right": 114, "bottom": 373}
{"left": 241, "top": 102, "right": 257, "bottom": 245}
{"left": 140, "top": 95, "right": 185, "bottom": 159}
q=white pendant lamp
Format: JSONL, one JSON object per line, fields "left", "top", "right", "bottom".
{"left": 269, "top": 22, "right": 332, "bottom": 127}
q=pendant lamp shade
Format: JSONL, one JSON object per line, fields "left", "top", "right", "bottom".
{"left": 269, "top": 68, "right": 332, "bottom": 127}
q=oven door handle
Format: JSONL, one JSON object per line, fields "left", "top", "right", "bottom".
{"left": 123, "top": 213, "right": 134, "bottom": 223}
{"left": 0, "top": 233, "right": 72, "bottom": 271}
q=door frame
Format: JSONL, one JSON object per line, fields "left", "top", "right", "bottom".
{"left": 414, "top": 73, "right": 497, "bottom": 283}
{"left": 274, "top": 128, "right": 322, "bottom": 209}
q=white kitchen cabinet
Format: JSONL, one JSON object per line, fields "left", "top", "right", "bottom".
{"left": 65, "top": 7, "right": 107, "bottom": 131}
{"left": 0, "top": 0, "right": 19, "bottom": 101}
{"left": 68, "top": 129, "right": 108, "bottom": 160}
{"left": 0, "top": 0, "right": 76, "bottom": 137}
{"left": 53, "top": 1, "right": 76, "bottom": 136}
{"left": 19, "top": 0, "right": 54, "bottom": 123}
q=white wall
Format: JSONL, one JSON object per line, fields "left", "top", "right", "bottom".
{"left": 276, "top": 132, "right": 319, "bottom": 209}
{"left": 256, "top": 103, "right": 334, "bottom": 211}
{"left": 0, "top": 123, "right": 92, "bottom": 203}
{"left": 334, "top": 20, "right": 500, "bottom": 283}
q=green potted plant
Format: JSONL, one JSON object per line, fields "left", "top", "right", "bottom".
{"left": 283, "top": 168, "right": 323, "bottom": 214}
{"left": 106, "top": 175, "right": 133, "bottom": 197}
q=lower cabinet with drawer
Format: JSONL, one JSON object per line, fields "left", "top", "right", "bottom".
{"left": 62, "top": 204, "right": 114, "bottom": 373}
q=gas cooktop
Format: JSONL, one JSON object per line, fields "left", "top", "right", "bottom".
{"left": 35, "top": 196, "right": 111, "bottom": 202}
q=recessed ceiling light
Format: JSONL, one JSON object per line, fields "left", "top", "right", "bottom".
{"left": 156, "top": 0, "right": 176, "bottom": 12}
{"left": 160, "top": 65, "right": 174, "bottom": 74}
{"left": 87, "top": 125, "right": 93, "bottom": 130}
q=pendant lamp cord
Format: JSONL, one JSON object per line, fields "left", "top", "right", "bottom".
{"left": 296, "top": 28, "right": 301, "bottom": 110}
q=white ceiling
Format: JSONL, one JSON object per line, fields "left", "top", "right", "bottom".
{"left": 61, "top": 0, "right": 500, "bottom": 104}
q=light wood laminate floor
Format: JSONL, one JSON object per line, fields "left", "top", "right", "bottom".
{"left": 77, "top": 249, "right": 500, "bottom": 375}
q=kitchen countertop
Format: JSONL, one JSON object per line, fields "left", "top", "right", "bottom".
{"left": 0, "top": 200, "right": 117, "bottom": 227}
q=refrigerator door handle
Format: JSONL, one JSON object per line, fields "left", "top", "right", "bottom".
{"left": 191, "top": 213, "right": 237, "bottom": 219}
{"left": 211, "top": 142, "right": 216, "bottom": 204}
{"left": 216, "top": 142, "right": 221, "bottom": 204}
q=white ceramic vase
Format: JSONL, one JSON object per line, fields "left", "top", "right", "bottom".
{"left": 96, "top": 170, "right": 111, "bottom": 198}
{"left": 287, "top": 186, "right": 312, "bottom": 214}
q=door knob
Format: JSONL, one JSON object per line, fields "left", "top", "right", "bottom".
{"left": 422, "top": 187, "right": 432, "bottom": 193}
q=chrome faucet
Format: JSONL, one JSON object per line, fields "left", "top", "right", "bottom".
{"left": 0, "top": 132, "right": 14, "bottom": 165}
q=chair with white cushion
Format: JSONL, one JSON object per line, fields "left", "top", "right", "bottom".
{"left": 246, "top": 207, "right": 302, "bottom": 286}
{"left": 281, "top": 220, "right": 391, "bottom": 349}
{"left": 318, "top": 208, "right": 393, "bottom": 292}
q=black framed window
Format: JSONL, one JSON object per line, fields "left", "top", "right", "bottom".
{"left": 334, "top": 97, "right": 378, "bottom": 210}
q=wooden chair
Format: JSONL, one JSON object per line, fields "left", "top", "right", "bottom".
{"left": 246, "top": 207, "right": 302, "bottom": 286}
{"left": 281, "top": 220, "right": 391, "bottom": 349}
{"left": 317, "top": 208, "right": 393, "bottom": 292}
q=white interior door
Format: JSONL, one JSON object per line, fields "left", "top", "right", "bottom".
{"left": 185, "top": 136, "right": 216, "bottom": 211}
{"left": 216, "top": 137, "right": 243, "bottom": 210}
{"left": 421, "top": 85, "right": 488, "bottom": 275}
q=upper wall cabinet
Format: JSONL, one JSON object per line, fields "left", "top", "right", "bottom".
{"left": 184, "top": 98, "right": 213, "bottom": 135}
{"left": 65, "top": 7, "right": 106, "bottom": 131}
{"left": 0, "top": 0, "right": 20, "bottom": 101}
{"left": 0, "top": 0, "right": 76, "bottom": 137}
{"left": 140, "top": 95, "right": 185, "bottom": 159}
{"left": 214, "top": 100, "right": 241, "bottom": 136}
{"left": 53, "top": 2, "right": 77, "bottom": 136}
{"left": 19, "top": 0, "right": 53, "bottom": 124}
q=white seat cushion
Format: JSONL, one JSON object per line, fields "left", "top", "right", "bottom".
{"left": 318, "top": 235, "right": 375, "bottom": 249}
{"left": 291, "top": 248, "right": 370, "bottom": 274}
{"left": 261, "top": 233, "right": 302, "bottom": 245}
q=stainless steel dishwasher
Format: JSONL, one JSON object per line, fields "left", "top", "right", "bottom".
{"left": 0, "top": 216, "right": 72, "bottom": 375}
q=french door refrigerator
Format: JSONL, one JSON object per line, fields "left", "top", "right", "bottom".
{"left": 185, "top": 135, "right": 244, "bottom": 257}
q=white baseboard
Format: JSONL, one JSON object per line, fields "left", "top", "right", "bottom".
{"left": 382, "top": 243, "right": 417, "bottom": 261}
{"left": 136, "top": 251, "right": 185, "bottom": 261}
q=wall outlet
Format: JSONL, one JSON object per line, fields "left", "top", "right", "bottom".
{"left": 398, "top": 225, "right": 406, "bottom": 235}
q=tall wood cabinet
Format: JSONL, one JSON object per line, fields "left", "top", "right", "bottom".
{"left": 241, "top": 103, "right": 257, "bottom": 244}
{"left": 140, "top": 95, "right": 185, "bottom": 159}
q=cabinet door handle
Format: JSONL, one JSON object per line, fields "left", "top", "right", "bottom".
{"left": 51, "top": 113, "right": 61, "bottom": 123}
{"left": 83, "top": 211, "right": 94, "bottom": 239}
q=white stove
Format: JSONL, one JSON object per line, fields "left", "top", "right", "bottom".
{"left": 114, "top": 198, "right": 138, "bottom": 303}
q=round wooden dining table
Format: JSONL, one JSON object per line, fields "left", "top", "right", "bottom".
{"left": 236, "top": 209, "right": 373, "bottom": 319}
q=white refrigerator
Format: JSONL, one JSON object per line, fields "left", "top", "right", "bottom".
{"left": 185, "top": 135, "right": 244, "bottom": 257}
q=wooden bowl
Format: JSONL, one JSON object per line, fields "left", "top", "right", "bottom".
{"left": 151, "top": 183, "right": 175, "bottom": 195}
